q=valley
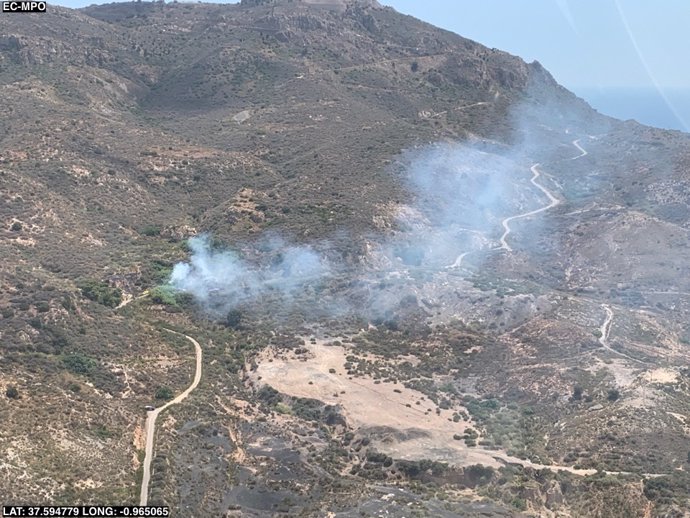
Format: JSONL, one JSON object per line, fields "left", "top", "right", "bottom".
{"left": 1, "top": 0, "right": 689, "bottom": 516}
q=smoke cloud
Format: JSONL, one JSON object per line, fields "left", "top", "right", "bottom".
{"left": 167, "top": 98, "right": 608, "bottom": 323}
{"left": 169, "top": 234, "right": 332, "bottom": 316}
{"left": 168, "top": 141, "right": 539, "bottom": 319}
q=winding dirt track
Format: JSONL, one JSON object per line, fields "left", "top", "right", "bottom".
{"left": 497, "top": 139, "right": 588, "bottom": 252}
{"left": 451, "top": 138, "right": 585, "bottom": 264}
{"left": 498, "top": 163, "right": 561, "bottom": 251}
{"left": 599, "top": 304, "right": 614, "bottom": 348}
{"left": 598, "top": 304, "right": 642, "bottom": 363}
{"left": 447, "top": 251, "right": 470, "bottom": 269}
{"left": 139, "top": 329, "right": 203, "bottom": 506}
{"left": 570, "top": 138, "right": 588, "bottom": 159}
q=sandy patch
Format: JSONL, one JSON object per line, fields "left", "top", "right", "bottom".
{"left": 69, "top": 166, "right": 91, "bottom": 178}
{"left": 80, "top": 233, "right": 105, "bottom": 247}
{"left": 642, "top": 368, "right": 678, "bottom": 385}
{"left": 232, "top": 110, "right": 252, "bottom": 124}
{"left": 132, "top": 425, "right": 145, "bottom": 450}
{"left": 75, "top": 478, "right": 102, "bottom": 490}
{"left": 13, "top": 237, "right": 36, "bottom": 247}
{"left": 215, "top": 396, "right": 249, "bottom": 465}
{"left": 252, "top": 340, "right": 506, "bottom": 468}
{"left": 588, "top": 358, "right": 640, "bottom": 388}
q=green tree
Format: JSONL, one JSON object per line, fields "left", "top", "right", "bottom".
{"left": 572, "top": 385, "right": 583, "bottom": 401}
{"left": 63, "top": 353, "right": 96, "bottom": 374}
{"left": 78, "top": 280, "right": 122, "bottom": 308}
{"left": 224, "top": 309, "right": 243, "bottom": 329}
{"left": 5, "top": 385, "right": 19, "bottom": 399}
{"left": 155, "top": 386, "right": 173, "bottom": 400}
{"left": 149, "top": 286, "right": 177, "bottom": 306}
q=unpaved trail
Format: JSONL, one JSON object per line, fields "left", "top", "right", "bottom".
{"left": 598, "top": 304, "right": 642, "bottom": 363}
{"left": 117, "top": 290, "right": 149, "bottom": 310}
{"left": 455, "top": 101, "right": 490, "bottom": 111}
{"left": 498, "top": 163, "right": 560, "bottom": 251}
{"left": 447, "top": 251, "right": 470, "bottom": 269}
{"left": 599, "top": 304, "right": 614, "bottom": 348}
{"left": 498, "top": 138, "right": 586, "bottom": 251}
{"left": 640, "top": 290, "right": 690, "bottom": 297}
{"left": 570, "top": 138, "right": 588, "bottom": 159}
{"left": 139, "top": 329, "right": 203, "bottom": 506}
{"left": 448, "top": 138, "right": 582, "bottom": 261}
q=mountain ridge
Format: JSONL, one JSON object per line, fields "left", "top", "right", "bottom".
{"left": 2, "top": 2, "right": 690, "bottom": 516}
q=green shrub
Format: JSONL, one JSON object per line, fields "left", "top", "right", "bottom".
{"left": 365, "top": 450, "right": 391, "bottom": 464}
{"left": 511, "top": 498, "right": 527, "bottom": 511}
{"left": 257, "top": 385, "right": 281, "bottom": 406}
{"left": 141, "top": 225, "right": 161, "bottom": 237}
{"left": 5, "top": 385, "right": 19, "bottom": 399}
{"left": 155, "top": 386, "right": 173, "bottom": 400}
{"left": 607, "top": 389, "right": 620, "bottom": 401}
{"left": 94, "top": 424, "right": 114, "bottom": 439}
{"left": 465, "top": 464, "right": 494, "bottom": 484}
{"left": 148, "top": 260, "right": 173, "bottom": 283}
{"left": 78, "top": 280, "right": 122, "bottom": 308}
{"left": 274, "top": 402, "right": 292, "bottom": 414}
{"left": 175, "top": 292, "right": 195, "bottom": 308}
{"left": 63, "top": 353, "right": 96, "bottom": 374}
{"left": 643, "top": 472, "right": 690, "bottom": 504}
{"left": 572, "top": 385, "right": 583, "bottom": 400}
{"left": 292, "top": 397, "right": 323, "bottom": 421}
{"left": 149, "top": 285, "right": 178, "bottom": 306}
{"left": 397, "top": 459, "right": 448, "bottom": 478}
{"left": 224, "top": 309, "right": 243, "bottom": 329}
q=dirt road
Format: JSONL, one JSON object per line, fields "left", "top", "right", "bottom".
{"left": 116, "top": 290, "right": 149, "bottom": 310}
{"left": 570, "top": 138, "right": 588, "bottom": 159}
{"left": 599, "top": 304, "right": 614, "bottom": 348}
{"left": 139, "top": 329, "right": 203, "bottom": 506}
{"left": 498, "top": 138, "right": 589, "bottom": 251}
{"left": 447, "top": 251, "right": 470, "bottom": 269}
{"left": 598, "top": 304, "right": 641, "bottom": 363}
{"left": 498, "top": 163, "right": 561, "bottom": 251}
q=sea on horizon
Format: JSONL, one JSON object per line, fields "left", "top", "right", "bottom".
{"left": 574, "top": 86, "right": 690, "bottom": 133}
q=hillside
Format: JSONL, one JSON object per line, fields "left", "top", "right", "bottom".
{"left": 1, "top": 1, "right": 690, "bottom": 516}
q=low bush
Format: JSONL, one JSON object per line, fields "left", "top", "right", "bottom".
{"left": 78, "top": 280, "right": 122, "bottom": 308}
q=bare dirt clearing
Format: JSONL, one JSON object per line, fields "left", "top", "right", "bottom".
{"left": 252, "top": 339, "right": 508, "bottom": 467}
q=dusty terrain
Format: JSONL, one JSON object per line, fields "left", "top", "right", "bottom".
{"left": 252, "top": 339, "right": 502, "bottom": 467}
{"left": 1, "top": 0, "right": 690, "bottom": 516}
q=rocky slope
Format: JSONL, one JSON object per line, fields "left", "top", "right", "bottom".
{"left": 1, "top": 1, "right": 689, "bottom": 516}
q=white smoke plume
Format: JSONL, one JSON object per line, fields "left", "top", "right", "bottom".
{"left": 169, "top": 234, "right": 332, "bottom": 316}
{"left": 167, "top": 97, "right": 608, "bottom": 322}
